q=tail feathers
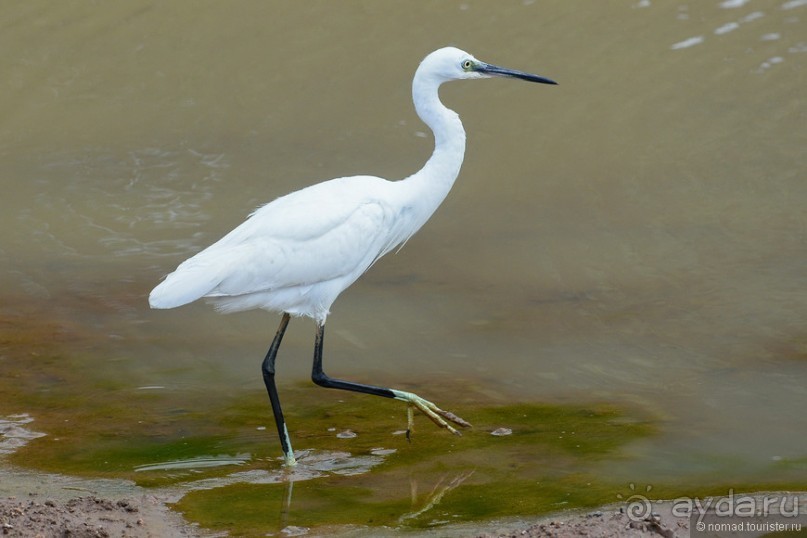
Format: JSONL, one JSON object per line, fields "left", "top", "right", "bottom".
{"left": 149, "top": 264, "right": 223, "bottom": 309}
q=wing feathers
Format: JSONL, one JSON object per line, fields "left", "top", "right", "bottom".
{"left": 150, "top": 176, "right": 400, "bottom": 312}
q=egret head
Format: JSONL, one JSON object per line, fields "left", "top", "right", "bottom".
{"left": 418, "top": 47, "right": 557, "bottom": 86}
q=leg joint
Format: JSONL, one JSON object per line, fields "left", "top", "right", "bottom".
{"left": 311, "top": 369, "right": 335, "bottom": 388}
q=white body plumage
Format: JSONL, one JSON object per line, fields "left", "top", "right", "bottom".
{"left": 150, "top": 48, "right": 472, "bottom": 323}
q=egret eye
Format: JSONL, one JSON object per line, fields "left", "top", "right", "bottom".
{"left": 462, "top": 59, "right": 473, "bottom": 70}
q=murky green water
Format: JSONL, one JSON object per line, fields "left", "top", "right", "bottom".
{"left": 1, "top": 0, "right": 805, "bottom": 535}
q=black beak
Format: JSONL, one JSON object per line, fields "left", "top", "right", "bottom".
{"left": 476, "top": 62, "right": 557, "bottom": 85}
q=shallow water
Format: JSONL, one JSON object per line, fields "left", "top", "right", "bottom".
{"left": 1, "top": 0, "right": 805, "bottom": 535}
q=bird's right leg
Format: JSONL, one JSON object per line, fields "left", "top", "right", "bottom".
{"left": 310, "top": 322, "right": 471, "bottom": 439}
{"left": 261, "top": 312, "right": 296, "bottom": 466}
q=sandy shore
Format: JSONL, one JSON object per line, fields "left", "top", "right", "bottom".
{"left": 0, "top": 495, "right": 199, "bottom": 538}
{"left": 0, "top": 495, "right": 685, "bottom": 538}
{"left": 2, "top": 491, "right": 804, "bottom": 537}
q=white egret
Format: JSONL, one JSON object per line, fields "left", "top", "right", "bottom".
{"left": 150, "top": 47, "right": 556, "bottom": 466}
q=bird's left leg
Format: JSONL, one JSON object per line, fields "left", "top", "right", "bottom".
{"left": 262, "top": 313, "right": 296, "bottom": 466}
{"left": 310, "top": 323, "right": 471, "bottom": 438}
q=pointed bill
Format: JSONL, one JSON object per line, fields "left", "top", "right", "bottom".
{"left": 475, "top": 62, "right": 557, "bottom": 85}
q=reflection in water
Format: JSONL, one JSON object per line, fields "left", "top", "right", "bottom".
{"left": 398, "top": 470, "right": 475, "bottom": 525}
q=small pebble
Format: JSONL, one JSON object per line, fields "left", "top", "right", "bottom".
{"left": 336, "top": 430, "right": 357, "bottom": 439}
{"left": 490, "top": 427, "right": 512, "bottom": 436}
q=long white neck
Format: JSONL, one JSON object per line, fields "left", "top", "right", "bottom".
{"left": 399, "top": 67, "right": 466, "bottom": 226}
{"left": 412, "top": 74, "right": 466, "bottom": 183}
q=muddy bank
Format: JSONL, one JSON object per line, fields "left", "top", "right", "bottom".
{"left": 476, "top": 504, "right": 684, "bottom": 538}
{"left": 2, "top": 492, "right": 804, "bottom": 536}
{"left": 0, "top": 495, "right": 679, "bottom": 538}
{"left": 0, "top": 496, "right": 199, "bottom": 538}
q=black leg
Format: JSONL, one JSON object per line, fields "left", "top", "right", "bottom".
{"left": 310, "top": 322, "right": 471, "bottom": 437}
{"left": 311, "top": 322, "right": 396, "bottom": 399}
{"left": 261, "top": 312, "right": 296, "bottom": 466}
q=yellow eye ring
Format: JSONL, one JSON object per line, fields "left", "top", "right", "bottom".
{"left": 462, "top": 59, "right": 473, "bottom": 70}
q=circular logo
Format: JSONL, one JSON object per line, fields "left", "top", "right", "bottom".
{"left": 625, "top": 494, "right": 652, "bottom": 522}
